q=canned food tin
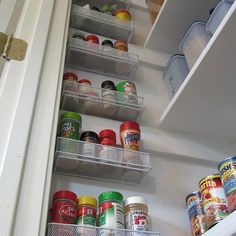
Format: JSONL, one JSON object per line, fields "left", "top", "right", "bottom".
{"left": 185, "top": 191, "right": 207, "bottom": 236}
{"left": 218, "top": 156, "right": 236, "bottom": 212}
{"left": 199, "top": 174, "right": 229, "bottom": 229}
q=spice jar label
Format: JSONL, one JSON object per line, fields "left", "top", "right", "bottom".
{"left": 53, "top": 204, "right": 77, "bottom": 224}
{"left": 125, "top": 210, "right": 149, "bottom": 231}
{"left": 77, "top": 206, "right": 96, "bottom": 226}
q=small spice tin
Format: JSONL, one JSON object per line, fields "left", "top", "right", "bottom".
{"left": 199, "top": 174, "right": 229, "bottom": 229}
{"left": 113, "top": 9, "right": 131, "bottom": 21}
{"left": 185, "top": 191, "right": 207, "bottom": 236}
{"left": 218, "top": 156, "right": 236, "bottom": 212}
{"left": 114, "top": 40, "right": 128, "bottom": 52}
{"left": 86, "top": 35, "right": 100, "bottom": 44}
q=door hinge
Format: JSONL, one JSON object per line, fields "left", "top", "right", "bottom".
{"left": 0, "top": 32, "right": 27, "bottom": 61}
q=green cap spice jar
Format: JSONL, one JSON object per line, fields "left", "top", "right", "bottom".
{"left": 98, "top": 191, "right": 124, "bottom": 233}
{"left": 59, "top": 112, "right": 82, "bottom": 140}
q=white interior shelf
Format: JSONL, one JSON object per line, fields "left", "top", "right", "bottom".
{"left": 72, "top": 0, "right": 130, "bottom": 10}
{"left": 47, "top": 223, "right": 161, "bottom": 236}
{"left": 54, "top": 138, "right": 152, "bottom": 185}
{"left": 66, "top": 37, "right": 138, "bottom": 80}
{"left": 70, "top": 4, "right": 134, "bottom": 42}
{"left": 144, "top": 0, "right": 218, "bottom": 54}
{"left": 202, "top": 211, "right": 236, "bottom": 236}
{"left": 159, "top": 3, "right": 236, "bottom": 141}
{"left": 61, "top": 81, "right": 144, "bottom": 121}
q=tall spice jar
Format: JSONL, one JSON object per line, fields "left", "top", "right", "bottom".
{"left": 124, "top": 196, "right": 149, "bottom": 232}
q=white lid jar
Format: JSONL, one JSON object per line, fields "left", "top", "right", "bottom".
{"left": 124, "top": 196, "right": 149, "bottom": 232}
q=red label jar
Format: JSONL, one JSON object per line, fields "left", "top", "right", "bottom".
{"left": 51, "top": 190, "right": 77, "bottom": 224}
{"left": 120, "top": 121, "right": 140, "bottom": 151}
{"left": 99, "top": 129, "right": 116, "bottom": 145}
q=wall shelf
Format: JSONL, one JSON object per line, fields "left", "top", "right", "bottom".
{"left": 47, "top": 223, "right": 161, "bottom": 236}
{"left": 54, "top": 138, "right": 151, "bottom": 185}
{"left": 61, "top": 81, "right": 144, "bottom": 121}
{"left": 70, "top": 5, "right": 134, "bottom": 42}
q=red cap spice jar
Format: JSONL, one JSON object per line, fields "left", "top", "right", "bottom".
{"left": 63, "top": 72, "right": 78, "bottom": 82}
{"left": 120, "top": 121, "right": 140, "bottom": 151}
{"left": 51, "top": 190, "right": 77, "bottom": 224}
{"left": 114, "top": 40, "right": 128, "bottom": 52}
{"left": 113, "top": 9, "right": 131, "bottom": 21}
{"left": 85, "top": 35, "right": 99, "bottom": 44}
{"left": 99, "top": 129, "right": 116, "bottom": 145}
{"left": 78, "top": 79, "right": 93, "bottom": 94}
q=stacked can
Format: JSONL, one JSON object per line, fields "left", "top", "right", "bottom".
{"left": 185, "top": 191, "right": 207, "bottom": 236}
{"left": 199, "top": 174, "right": 229, "bottom": 229}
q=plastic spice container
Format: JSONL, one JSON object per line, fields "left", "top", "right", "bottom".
{"left": 51, "top": 190, "right": 77, "bottom": 224}
{"left": 100, "top": 4, "right": 113, "bottom": 15}
{"left": 86, "top": 35, "right": 100, "bottom": 44}
{"left": 101, "top": 80, "right": 117, "bottom": 117}
{"left": 99, "top": 129, "right": 116, "bottom": 145}
{"left": 101, "top": 40, "right": 114, "bottom": 48}
{"left": 206, "top": 0, "right": 233, "bottom": 35}
{"left": 180, "top": 22, "right": 212, "bottom": 69}
{"left": 78, "top": 79, "right": 93, "bottom": 94}
{"left": 185, "top": 191, "right": 207, "bottom": 236}
{"left": 116, "top": 80, "right": 138, "bottom": 105}
{"left": 199, "top": 174, "right": 229, "bottom": 229}
{"left": 80, "top": 131, "right": 99, "bottom": 156}
{"left": 120, "top": 121, "right": 140, "bottom": 151}
{"left": 63, "top": 72, "right": 78, "bottom": 82}
{"left": 113, "top": 9, "right": 131, "bottom": 21}
{"left": 114, "top": 40, "right": 128, "bottom": 52}
{"left": 163, "top": 54, "right": 189, "bottom": 99}
{"left": 63, "top": 72, "right": 79, "bottom": 93}
{"left": 77, "top": 196, "right": 97, "bottom": 226}
{"left": 218, "top": 156, "right": 236, "bottom": 212}
{"left": 98, "top": 191, "right": 124, "bottom": 233}
{"left": 124, "top": 196, "right": 149, "bottom": 231}
{"left": 59, "top": 112, "right": 82, "bottom": 140}
{"left": 72, "top": 32, "right": 86, "bottom": 40}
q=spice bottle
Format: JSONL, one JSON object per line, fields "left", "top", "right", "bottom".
{"left": 78, "top": 79, "right": 93, "bottom": 94}
{"left": 51, "top": 190, "right": 77, "bottom": 224}
{"left": 101, "top": 80, "right": 117, "bottom": 117}
{"left": 124, "top": 196, "right": 149, "bottom": 232}
{"left": 63, "top": 72, "right": 79, "bottom": 93}
{"left": 98, "top": 191, "right": 124, "bottom": 234}
{"left": 114, "top": 40, "right": 128, "bottom": 52}
{"left": 113, "top": 9, "right": 131, "bottom": 21}
{"left": 86, "top": 35, "right": 99, "bottom": 44}
{"left": 99, "top": 129, "right": 116, "bottom": 145}
{"left": 72, "top": 32, "right": 86, "bottom": 40}
{"left": 63, "top": 72, "right": 78, "bottom": 82}
{"left": 79, "top": 131, "right": 99, "bottom": 176}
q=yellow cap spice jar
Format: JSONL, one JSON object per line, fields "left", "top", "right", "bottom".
{"left": 124, "top": 196, "right": 149, "bottom": 232}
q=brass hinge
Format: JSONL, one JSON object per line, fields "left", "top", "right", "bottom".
{"left": 0, "top": 32, "right": 27, "bottom": 61}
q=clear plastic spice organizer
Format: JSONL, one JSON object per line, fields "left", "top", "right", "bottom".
{"left": 47, "top": 223, "right": 161, "bottom": 236}
{"left": 61, "top": 81, "right": 144, "bottom": 121}
{"left": 54, "top": 137, "right": 152, "bottom": 185}
{"left": 65, "top": 37, "right": 138, "bottom": 80}
{"left": 70, "top": 4, "right": 134, "bottom": 42}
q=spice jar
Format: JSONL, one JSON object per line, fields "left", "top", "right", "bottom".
{"left": 77, "top": 196, "right": 97, "bottom": 226}
{"left": 100, "top": 4, "right": 113, "bottom": 15}
{"left": 63, "top": 72, "right": 78, "bottom": 82}
{"left": 124, "top": 196, "right": 149, "bottom": 232}
{"left": 99, "top": 129, "right": 116, "bottom": 145}
{"left": 78, "top": 79, "right": 93, "bottom": 94}
{"left": 114, "top": 40, "right": 128, "bottom": 52}
{"left": 63, "top": 72, "right": 79, "bottom": 93}
{"left": 102, "top": 40, "right": 114, "bottom": 48}
{"left": 86, "top": 35, "right": 99, "bottom": 44}
{"left": 51, "top": 190, "right": 77, "bottom": 224}
{"left": 120, "top": 121, "right": 140, "bottom": 151}
{"left": 98, "top": 191, "right": 124, "bottom": 235}
{"left": 72, "top": 32, "right": 86, "bottom": 40}
{"left": 79, "top": 131, "right": 99, "bottom": 176}
{"left": 113, "top": 9, "right": 131, "bottom": 21}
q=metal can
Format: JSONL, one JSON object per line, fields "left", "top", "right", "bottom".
{"left": 199, "top": 174, "right": 229, "bottom": 229}
{"left": 98, "top": 191, "right": 124, "bottom": 235}
{"left": 185, "top": 191, "right": 207, "bottom": 236}
{"left": 218, "top": 156, "right": 236, "bottom": 212}
{"left": 51, "top": 190, "right": 77, "bottom": 224}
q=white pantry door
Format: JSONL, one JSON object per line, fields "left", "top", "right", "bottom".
{"left": 0, "top": 0, "right": 56, "bottom": 235}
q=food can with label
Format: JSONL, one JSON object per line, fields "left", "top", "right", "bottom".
{"left": 124, "top": 196, "right": 149, "bottom": 232}
{"left": 59, "top": 112, "right": 82, "bottom": 140}
{"left": 51, "top": 190, "right": 77, "bottom": 224}
{"left": 185, "top": 191, "right": 207, "bottom": 236}
{"left": 98, "top": 191, "right": 124, "bottom": 235}
{"left": 218, "top": 156, "right": 236, "bottom": 212}
{"left": 199, "top": 174, "right": 229, "bottom": 229}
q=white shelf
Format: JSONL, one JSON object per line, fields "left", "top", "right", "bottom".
{"left": 159, "top": 4, "right": 236, "bottom": 141}
{"left": 54, "top": 138, "right": 151, "bottom": 185}
{"left": 66, "top": 37, "right": 138, "bottom": 80}
{"left": 202, "top": 211, "right": 236, "bottom": 236}
{"left": 71, "top": 5, "right": 134, "bottom": 42}
{"left": 144, "top": 0, "right": 218, "bottom": 54}
{"left": 61, "top": 81, "right": 144, "bottom": 121}
{"left": 47, "top": 223, "right": 160, "bottom": 236}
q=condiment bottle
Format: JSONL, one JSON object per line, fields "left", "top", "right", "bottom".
{"left": 98, "top": 191, "right": 125, "bottom": 233}
{"left": 101, "top": 80, "right": 117, "bottom": 117}
{"left": 114, "top": 40, "right": 128, "bottom": 52}
{"left": 51, "top": 190, "right": 77, "bottom": 224}
{"left": 124, "top": 196, "right": 149, "bottom": 231}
